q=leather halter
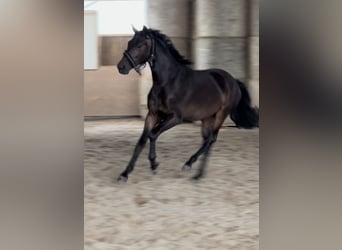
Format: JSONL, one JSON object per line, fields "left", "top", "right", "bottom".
{"left": 123, "top": 36, "right": 155, "bottom": 75}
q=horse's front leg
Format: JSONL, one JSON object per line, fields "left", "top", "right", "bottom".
{"left": 148, "top": 136, "right": 159, "bottom": 174}
{"left": 118, "top": 113, "right": 157, "bottom": 181}
{"left": 148, "top": 114, "right": 182, "bottom": 174}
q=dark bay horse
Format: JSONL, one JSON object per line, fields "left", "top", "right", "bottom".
{"left": 117, "top": 26, "right": 258, "bottom": 181}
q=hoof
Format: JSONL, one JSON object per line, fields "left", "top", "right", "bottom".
{"left": 117, "top": 175, "right": 128, "bottom": 183}
{"left": 182, "top": 164, "right": 192, "bottom": 172}
{"left": 191, "top": 173, "right": 203, "bottom": 180}
{"left": 151, "top": 162, "right": 159, "bottom": 174}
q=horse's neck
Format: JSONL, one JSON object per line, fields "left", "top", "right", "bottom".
{"left": 149, "top": 43, "right": 183, "bottom": 85}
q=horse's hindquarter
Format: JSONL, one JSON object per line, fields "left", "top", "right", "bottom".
{"left": 181, "top": 70, "right": 225, "bottom": 121}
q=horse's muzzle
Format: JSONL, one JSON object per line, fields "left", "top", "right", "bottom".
{"left": 117, "top": 63, "right": 130, "bottom": 75}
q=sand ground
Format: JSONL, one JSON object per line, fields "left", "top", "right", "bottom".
{"left": 84, "top": 119, "right": 259, "bottom": 250}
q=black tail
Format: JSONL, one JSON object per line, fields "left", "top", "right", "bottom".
{"left": 230, "top": 80, "right": 259, "bottom": 129}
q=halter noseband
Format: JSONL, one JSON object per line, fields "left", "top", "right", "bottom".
{"left": 123, "top": 36, "right": 155, "bottom": 75}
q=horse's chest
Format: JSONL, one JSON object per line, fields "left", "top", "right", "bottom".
{"left": 148, "top": 87, "right": 173, "bottom": 113}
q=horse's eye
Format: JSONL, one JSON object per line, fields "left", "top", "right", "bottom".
{"left": 137, "top": 45, "right": 142, "bottom": 49}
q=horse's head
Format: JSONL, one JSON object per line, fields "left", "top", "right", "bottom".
{"left": 117, "top": 26, "right": 154, "bottom": 75}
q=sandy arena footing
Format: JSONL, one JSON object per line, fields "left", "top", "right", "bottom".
{"left": 85, "top": 119, "right": 259, "bottom": 250}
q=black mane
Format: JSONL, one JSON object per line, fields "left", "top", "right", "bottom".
{"left": 144, "top": 28, "right": 192, "bottom": 65}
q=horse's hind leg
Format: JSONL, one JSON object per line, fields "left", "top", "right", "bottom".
{"left": 192, "top": 143, "right": 214, "bottom": 180}
{"left": 118, "top": 113, "right": 157, "bottom": 181}
{"left": 182, "top": 117, "right": 215, "bottom": 173}
{"left": 190, "top": 109, "right": 229, "bottom": 180}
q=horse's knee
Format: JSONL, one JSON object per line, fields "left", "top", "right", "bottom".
{"left": 148, "top": 133, "right": 157, "bottom": 141}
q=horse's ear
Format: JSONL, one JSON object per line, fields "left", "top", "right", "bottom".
{"left": 131, "top": 25, "right": 138, "bottom": 33}
{"left": 142, "top": 25, "right": 150, "bottom": 37}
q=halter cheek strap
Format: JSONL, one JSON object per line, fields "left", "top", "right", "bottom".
{"left": 123, "top": 35, "right": 155, "bottom": 76}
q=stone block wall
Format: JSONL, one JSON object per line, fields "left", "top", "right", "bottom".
{"left": 193, "top": 38, "right": 246, "bottom": 79}
{"left": 193, "top": 0, "right": 248, "bottom": 80}
{"left": 248, "top": 0, "right": 259, "bottom": 106}
{"left": 147, "top": 0, "right": 192, "bottom": 59}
